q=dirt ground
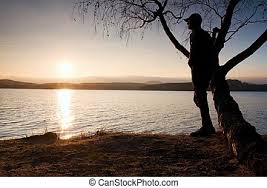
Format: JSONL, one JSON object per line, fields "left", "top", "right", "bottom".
{"left": 0, "top": 131, "right": 257, "bottom": 176}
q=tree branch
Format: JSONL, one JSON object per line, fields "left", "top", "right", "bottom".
{"left": 159, "top": 14, "right": 189, "bottom": 58}
{"left": 222, "top": 29, "right": 267, "bottom": 75}
{"left": 214, "top": 0, "right": 240, "bottom": 54}
{"left": 225, "top": 3, "right": 266, "bottom": 42}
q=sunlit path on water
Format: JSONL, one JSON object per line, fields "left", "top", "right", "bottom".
{"left": 57, "top": 89, "right": 74, "bottom": 139}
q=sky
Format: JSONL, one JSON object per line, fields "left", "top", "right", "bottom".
{"left": 0, "top": 0, "right": 266, "bottom": 83}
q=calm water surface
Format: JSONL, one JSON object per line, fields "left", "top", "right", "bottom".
{"left": 0, "top": 89, "right": 266, "bottom": 139}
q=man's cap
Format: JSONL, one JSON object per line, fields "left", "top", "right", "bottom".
{"left": 184, "top": 13, "right": 202, "bottom": 24}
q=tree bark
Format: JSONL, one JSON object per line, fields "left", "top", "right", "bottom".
{"left": 210, "top": 68, "right": 267, "bottom": 175}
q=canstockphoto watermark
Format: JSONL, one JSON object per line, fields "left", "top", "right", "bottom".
{"left": 89, "top": 178, "right": 179, "bottom": 187}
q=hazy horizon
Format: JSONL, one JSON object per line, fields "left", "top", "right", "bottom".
{"left": 1, "top": 74, "right": 267, "bottom": 84}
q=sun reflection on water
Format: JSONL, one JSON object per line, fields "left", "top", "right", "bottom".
{"left": 57, "top": 89, "right": 74, "bottom": 138}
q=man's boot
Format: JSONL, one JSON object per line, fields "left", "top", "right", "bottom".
{"left": 190, "top": 104, "right": 215, "bottom": 137}
{"left": 190, "top": 125, "right": 215, "bottom": 137}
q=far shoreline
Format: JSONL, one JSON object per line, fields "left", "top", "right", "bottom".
{"left": 1, "top": 88, "right": 267, "bottom": 92}
{"left": 1, "top": 79, "right": 267, "bottom": 91}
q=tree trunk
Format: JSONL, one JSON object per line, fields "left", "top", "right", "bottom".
{"left": 210, "top": 67, "right": 267, "bottom": 175}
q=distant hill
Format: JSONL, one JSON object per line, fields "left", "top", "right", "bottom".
{"left": 227, "top": 79, "right": 267, "bottom": 91}
{"left": 0, "top": 79, "right": 266, "bottom": 91}
{"left": 141, "top": 82, "right": 193, "bottom": 91}
{"left": 141, "top": 79, "right": 267, "bottom": 91}
{"left": 0, "top": 79, "right": 37, "bottom": 88}
{"left": 0, "top": 79, "right": 146, "bottom": 90}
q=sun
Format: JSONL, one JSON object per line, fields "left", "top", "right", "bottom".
{"left": 57, "top": 62, "right": 73, "bottom": 78}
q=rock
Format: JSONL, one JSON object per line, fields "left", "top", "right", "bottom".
{"left": 24, "top": 132, "right": 58, "bottom": 144}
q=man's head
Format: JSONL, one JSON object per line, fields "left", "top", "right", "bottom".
{"left": 184, "top": 13, "right": 202, "bottom": 30}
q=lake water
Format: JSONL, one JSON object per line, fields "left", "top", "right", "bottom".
{"left": 0, "top": 89, "right": 266, "bottom": 139}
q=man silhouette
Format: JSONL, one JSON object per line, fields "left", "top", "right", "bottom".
{"left": 184, "top": 13, "right": 218, "bottom": 137}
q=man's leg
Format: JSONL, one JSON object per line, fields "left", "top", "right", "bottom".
{"left": 190, "top": 89, "right": 215, "bottom": 137}
{"left": 194, "top": 90, "right": 213, "bottom": 127}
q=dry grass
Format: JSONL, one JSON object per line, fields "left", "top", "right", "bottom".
{"left": 0, "top": 131, "right": 257, "bottom": 176}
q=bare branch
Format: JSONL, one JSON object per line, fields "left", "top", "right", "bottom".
{"left": 163, "top": 10, "right": 182, "bottom": 20}
{"left": 222, "top": 29, "right": 267, "bottom": 75}
{"left": 225, "top": 2, "right": 267, "bottom": 42}
{"left": 214, "top": 0, "right": 240, "bottom": 54}
{"left": 159, "top": 14, "right": 189, "bottom": 58}
{"left": 196, "top": 0, "right": 223, "bottom": 19}
{"left": 74, "top": 0, "right": 266, "bottom": 62}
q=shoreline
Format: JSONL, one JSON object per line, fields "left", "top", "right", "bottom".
{"left": 1, "top": 88, "right": 267, "bottom": 92}
{"left": 1, "top": 131, "right": 264, "bottom": 176}
{"left": 1, "top": 79, "right": 267, "bottom": 91}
